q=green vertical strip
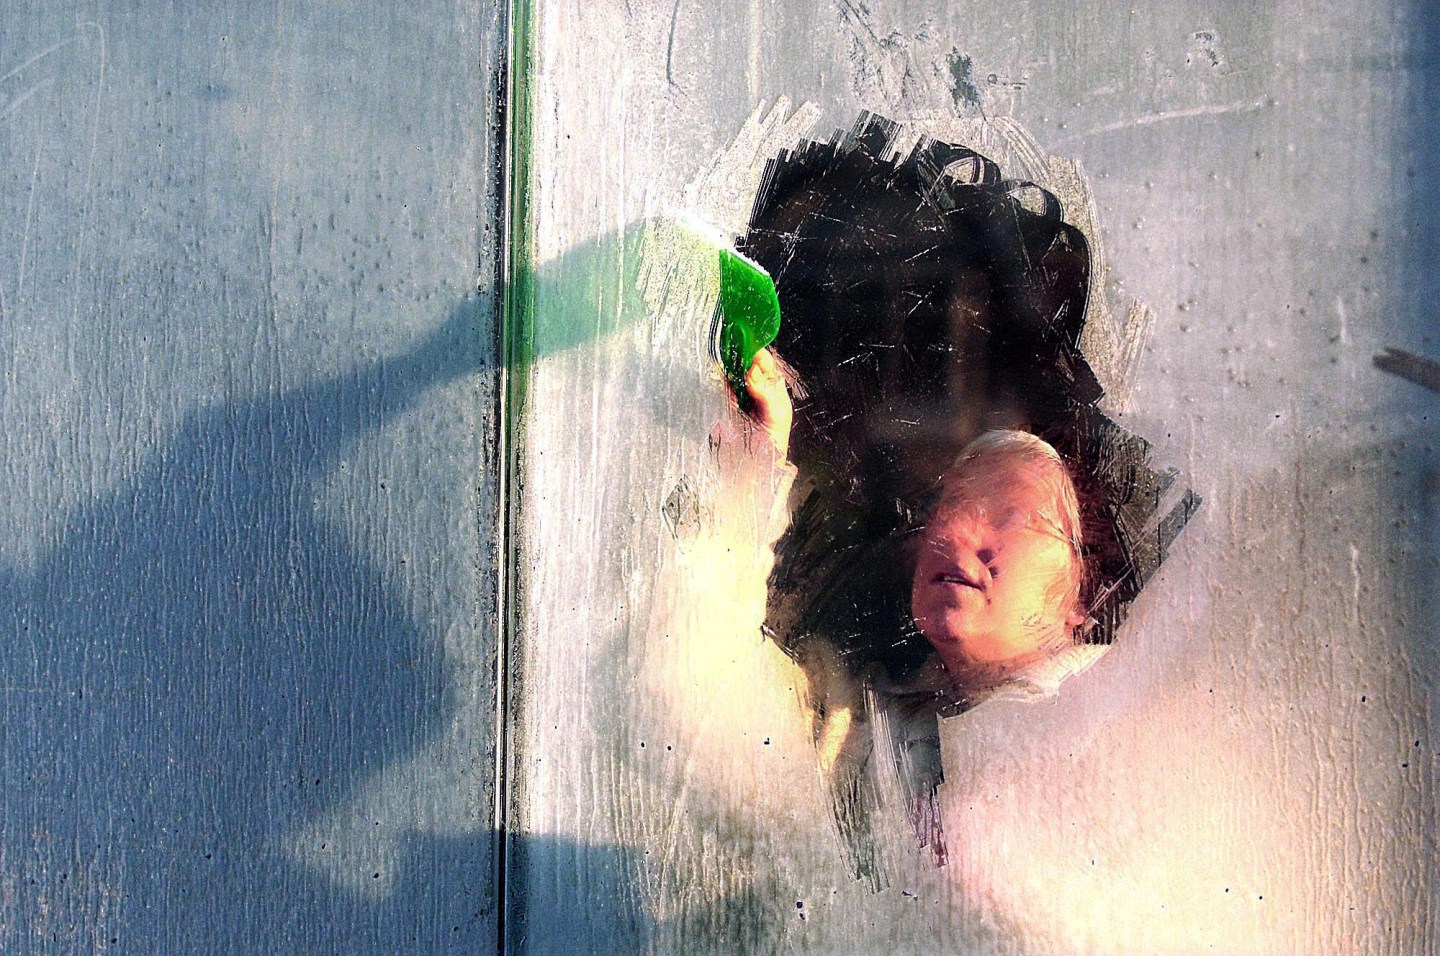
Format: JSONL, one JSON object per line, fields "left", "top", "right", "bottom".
{"left": 495, "top": 0, "right": 535, "bottom": 950}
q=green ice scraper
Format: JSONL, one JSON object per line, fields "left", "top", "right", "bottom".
{"left": 715, "top": 247, "right": 781, "bottom": 396}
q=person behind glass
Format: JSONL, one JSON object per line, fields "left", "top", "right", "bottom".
{"left": 733, "top": 117, "right": 1111, "bottom": 875}
{"left": 896, "top": 430, "right": 1092, "bottom": 868}
{"left": 744, "top": 355, "right": 1093, "bottom": 870}
{"left": 743, "top": 357, "right": 1086, "bottom": 695}
{"left": 909, "top": 429, "right": 1086, "bottom": 692}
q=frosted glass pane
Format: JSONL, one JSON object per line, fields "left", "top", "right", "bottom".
{"left": 506, "top": 1, "right": 1438, "bottom": 953}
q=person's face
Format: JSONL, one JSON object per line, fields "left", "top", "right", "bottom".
{"left": 910, "top": 455, "right": 1081, "bottom": 670}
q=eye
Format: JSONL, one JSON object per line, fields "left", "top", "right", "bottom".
{"left": 991, "top": 505, "right": 1024, "bottom": 532}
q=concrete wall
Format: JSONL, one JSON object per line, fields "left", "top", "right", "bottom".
{"left": 0, "top": 2, "right": 504, "bottom": 951}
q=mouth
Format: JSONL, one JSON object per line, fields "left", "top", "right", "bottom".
{"left": 933, "top": 567, "right": 984, "bottom": 591}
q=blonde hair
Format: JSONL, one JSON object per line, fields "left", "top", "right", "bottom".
{"left": 947, "top": 429, "right": 1085, "bottom": 621}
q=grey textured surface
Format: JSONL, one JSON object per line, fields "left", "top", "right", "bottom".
{"left": 2, "top": 0, "right": 1436, "bottom": 951}
{"left": 0, "top": 2, "right": 503, "bottom": 951}
{"left": 507, "top": 0, "right": 1439, "bottom": 952}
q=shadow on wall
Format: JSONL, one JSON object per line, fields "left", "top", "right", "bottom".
{"left": 0, "top": 249, "right": 775, "bottom": 951}
{"left": 0, "top": 300, "right": 499, "bottom": 952}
